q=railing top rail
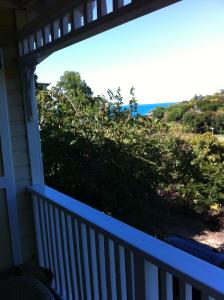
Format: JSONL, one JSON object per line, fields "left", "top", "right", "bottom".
{"left": 29, "top": 184, "right": 224, "bottom": 298}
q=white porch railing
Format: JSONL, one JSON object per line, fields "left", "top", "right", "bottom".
{"left": 28, "top": 185, "right": 224, "bottom": 300}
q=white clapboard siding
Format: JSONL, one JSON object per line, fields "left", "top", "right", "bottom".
{"left": 3, "top": 36, "right": 35, "bottom": 264}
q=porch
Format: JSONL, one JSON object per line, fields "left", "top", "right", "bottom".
{"left": 0, "top": 0, "right": 223, "bottom": 299}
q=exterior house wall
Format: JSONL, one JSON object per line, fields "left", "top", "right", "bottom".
{"left": 0, "top": 6, "right": 36, "bottom": 268}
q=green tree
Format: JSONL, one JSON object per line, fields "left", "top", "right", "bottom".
{"left": 57, "top": 71, "right": 93, "bottom": 97}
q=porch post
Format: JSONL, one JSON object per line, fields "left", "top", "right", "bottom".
{"left": 20, "top": 62, "right": 44, "bottom": 185}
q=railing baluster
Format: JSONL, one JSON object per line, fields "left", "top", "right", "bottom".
{"left": 66, "top": 215, "right": 80, "bottom": 300}
{"left": 72, "top": 219, "right": 84, "bottom": 300}
{"left": 74, "top": 219, "right": 85, "bottom": 300}
{"left": 59, "top": 211, "right": 72, "bottom": 300}
{"left": 54, "top": 207, "right": 66, "bottom": 298}
{"left": 39, "top": 198, "right": 50, "bottom": 268}
{"left": 63, "top": 214, "right": 77, "bottom": 299}
{"left": 114, "top": 243, "right": 122, "bottom": 300}
{"left": 125, "top": 250, "right": 135, "bottom": 300}
{"left": 44, "top": 202, "right": 55, "bottom": 284}
{"left": 98, "top": 233, "right": 108, "bottom": 300}
{"left": 144, "top": 260, "right": 159, "bottom": 300}
{"left": 134, "top": 254, "right": 145, "bottom": 299}
{"left": 104, "top": 238, "right": 112, "bottom": 300}
{"left": 80, "top": 223, "right": 92, "bottom": 300}
{"left": 109, "top": 239, "right": 117, "bottom": 300}
{"left": 48, "top": 204, "right": 60, "bottom": 290}
{"left": 180, "top": 281, "right": 193, "bottom": 300}
{"left": 95, "top": 231, "right": 103, "bottom": 300}
{"left": 89, "top": 228, "right": 100, "bottom": 300}
{"left": 160, "top": 270, "right": 173, "bottom": 300}
{"left": 86, "top": 227, "right": 95, "bottom": 299}
{"left": 118, "top": 245, "right": 127, "bottom": 300}
{"left": 32, "top": 195, "right": 44, "bottom": 266}
{"left": 201, "top": 293, "right": 216, "bottom": 300}
{"left": 166, "top": 272, "right": 173, "bottom": 300}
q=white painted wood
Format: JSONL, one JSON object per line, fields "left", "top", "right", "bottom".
{"left": 39, "top": 199, "right": 49, "bottom": 268}
{"left": 44, "top": 202, "right": 54, "bottom": 275}
{"left": 61, "top": 211, "right": 73, "bottom": 300}
{"left": 23, "top": 38, "right": 29, "bottom": 54}
{"left": 29, "top": 34, "right": 35, "bottom": 51}
{"left": 49, "top": 204, "right": 60, "bottom": 290}
{"left": 99, "top": 233, "right": 107, "bottom": 300}
{"left": 109, "top": 239, "right": 117, "bottom": 300}
{"left": 81, "top": 223, "right": 92, "bottom": 300}
{"left": 36, "top": 30, "right": 43, "bottom": 47}
{"left": 32, "top": 195, "right": 44, "bottom": 266}
{"left": 67, "top": 215, "right": 79, "bottom": 300}
{"left": 53, "top": 19, "right": 60, "bottom": 39}
{"left": 54, "top": 207, "right": 66, "bottom": 298}
{"left": 130, "top": 252, "right": 136, "bottom": 300}
{"left": 74, "top": 6, "right": 84, "bottom": 29}
{"left": 119, "top": 245, "right": 127, "bottom": 300}
{"left": 101, "top": 0, "right": 108, "bottom": 15}
{"left": 74, "top": 219, "right": 84, "bottom": 300}
{"left": 24, "top": 68, "right": 44, "bottom": 186}
{"left": 166, "top": 272, "right": 173, "bottom": 300}
{"left": 90, "top": 228, "right": 99, "bottom": 300}
{"left": 185, "top": 283, "right": 192, "bottom": 300}
{"left": 87, "top": 0, "right": 94, "bottom": 22}
{"left": 144, "top": 261, "right": 159, "bottom": 300}
{"left": 29, "top": 185, "right": 224, "bottom": 299}
{"left": 63, "top": 14, "right": 69, "bottom": 35}
{"left": 0, "top": 49, "right": 22, "bottom": 265}
{"left": 44, "top": 25, "right": 51, "bottom": 44}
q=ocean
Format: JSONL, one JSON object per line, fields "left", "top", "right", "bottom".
{"left": 122, "top": 102, "right": 176, "bottom": 115}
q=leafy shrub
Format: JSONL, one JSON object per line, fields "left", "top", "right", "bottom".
{"left": 37, "top": 71, "right": 224, "bottom": 234}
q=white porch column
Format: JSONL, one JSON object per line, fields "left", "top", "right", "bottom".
{"left": 20, "top": 62, "right": 44, "bottom": 186}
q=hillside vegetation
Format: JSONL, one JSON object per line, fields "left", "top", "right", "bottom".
{"left": 37, "top": 72, "right": 224, "bottom": 236}
{"left": 152, "top": 92, "right": 224, "bottom": 134}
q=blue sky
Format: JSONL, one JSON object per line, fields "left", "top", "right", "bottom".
{"left": 36, "top": 0, "right": 224, "bottom": 104}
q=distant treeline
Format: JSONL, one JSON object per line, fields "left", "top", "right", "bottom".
{"left": 151, "top": 92, "right": 224, "bottom": 134}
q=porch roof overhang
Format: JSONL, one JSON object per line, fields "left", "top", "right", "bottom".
{"left": 10, "top": 0, "right": 181, "bottom": 64}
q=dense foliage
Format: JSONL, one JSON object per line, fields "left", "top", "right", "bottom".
{"left": 37, "top": 72, "right": 224, "bottom": 235}
{"left": 152, "top": 92, "right": 224, "bottom": 134}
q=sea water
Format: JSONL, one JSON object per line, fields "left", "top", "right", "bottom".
{"left": 122, "top": 102, "right": 176, "bottom": 115}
